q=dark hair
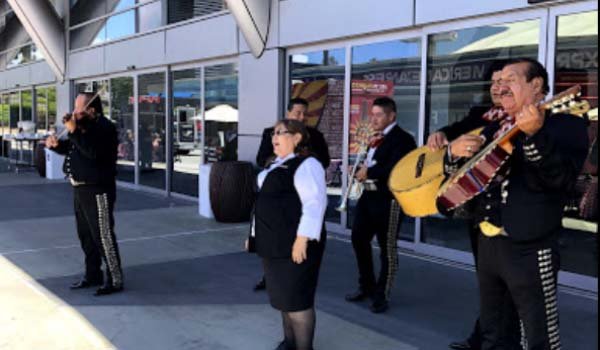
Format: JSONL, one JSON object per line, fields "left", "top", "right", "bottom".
{"left": 274, "top": 119, "right": 312, "bottom": 157}
{"left": 287, "top": 98, "right": 309, "bottom": 112}
{"left": 504, "top": 58, "right": 550, "bottom": 95}
{"left": 484, "top": 59, "right": 509, "bottom": 81}
{"left": 79, "top": 92, "right": 104, "bottom": 118}
{"left": 373, "top": 96, "right": 397, "bottom": 115}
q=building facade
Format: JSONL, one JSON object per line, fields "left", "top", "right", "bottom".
{"left": 1, "top": 0, "right": 597, "bottom": 291}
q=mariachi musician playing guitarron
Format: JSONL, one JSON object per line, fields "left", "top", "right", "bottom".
{"left": 441, "top": 58, "right": 588, "bottom": 350}
{"left": 428, "top": 60, "right": 521, "bottom": 350}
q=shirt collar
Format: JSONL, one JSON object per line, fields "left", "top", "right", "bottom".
{"left": 383, "top": 123, "right": 396, "bottom": 136}
{"left": 273, "top": 153, "right": 297, "bottom": 166}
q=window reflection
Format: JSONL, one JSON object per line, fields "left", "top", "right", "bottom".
{"left": 111, "top": 77, "right": 136, "bottom": 184}
{"left": 204, "top": 63, "right": 238, "bottom": 164}
{"left": 290, "top": 48, "right": 346, "bottom": 224}
{"left": 69, "top": 0, "right": 162, "bottom": 50}
{"left": 347, "top": 39, "right": 422, "bottom": 237}
{"left": 172, "top": 68, "right": 203, "bottom": 197}
{"left": 555, "top": 11, "right": 598, "bottom": 278}
{"left": 138, "top": 72, "right": 166, "bottom": 189}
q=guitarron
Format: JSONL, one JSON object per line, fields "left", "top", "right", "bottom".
{"left": 437, "top": 85, "right": 591, "bottom": 212}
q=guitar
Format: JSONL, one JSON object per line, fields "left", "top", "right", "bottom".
{"left": 388, "top": 128, "right": 482, "bottom": 217}
{"left": 436, "top": 85, "right": 591, "bottom": 212}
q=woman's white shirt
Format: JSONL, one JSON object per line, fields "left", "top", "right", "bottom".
{"left": 253, "top": 154, "right": 327, "bottom": 241}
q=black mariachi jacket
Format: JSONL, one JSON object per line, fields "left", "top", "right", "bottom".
{"left": 51, "top": 116, "right": 119, "bottom": 186}
{"left": 442, "top": 113, "right": 589, "bottom": 243}
{"left": 256, "top": 126, "right": 331, "bottom": 170}
{"left": 367, "top": 125, "right": 417, "bottom": 199}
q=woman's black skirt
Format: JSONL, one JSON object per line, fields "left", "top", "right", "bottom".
{"left": 262, "top": 238, "right": 326, "bottom": 312}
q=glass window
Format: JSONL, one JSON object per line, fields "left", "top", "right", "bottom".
{"left": 290, "top": 48, "right": 346, "bottom": 224}
{"left": 70, "top": 0, "right": 162, "bottom": 50}
{"left": 204, "top": 63, "right": 238, "bottom": 164}
{"left": 423, "top": 19, "right": 540, "bottom": 252}
{"left": 70, "top": 0, "right": 134, "bottom": 27}
{"left": 35, "top": 89, "right": 48, "bottom": 133}
{"left": 167, "top": 0, "right": 226, "bottom": 24}
{"left": 346, "top": 39, "right": 422, "bottom": 239}
{"left": 0, "top": 93, "right": 9, "bottom": 136}
{"left": 8, "top": 91, "right": 19, "bottom": 134}
{"left": 138, "top": 72, "right": 166, "bottom": 189}
{"left": 0, "top": 94, "right": 8, "bottom": 158}
{"left": 21, "top": 90, "right": 32, "bottom": 122}
{"left": 138, "top": 0, "right": 163, "bottom": 33}
{"left": 172, "top": 68, "right": 202, "bottom": 197}
{"left": 554, "top": 11, "right": 598, "bottom": 278}
{"left": 35, "top": 87, "right": 56, "bottom": 133}
{"left": 105, "top": 9, "right": 136, "bottom": 42}
{"left": 110, "top": 77, "right": 136, "bottom": 184}
{"left": 6, "top": 45, "right": 34, "bottom": 69}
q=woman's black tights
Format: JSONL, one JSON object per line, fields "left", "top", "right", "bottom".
{"left": 281, "top": 308, "right": 316, "bottom": 350}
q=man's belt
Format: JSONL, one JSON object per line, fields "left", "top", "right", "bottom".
{"left": 69, "top": 177, "right": 89, "bottom": 187}
{"left": 363, "top": 180, "right": 378, "bottom": 192}
{"left": 479, "top": 221, "right": 509, "bottom": 238}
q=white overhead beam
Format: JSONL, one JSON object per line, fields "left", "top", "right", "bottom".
{"left": 225, "top": 0, "right": 272, "bottom": 58}
{"left": 6, "top": 0, "right": 66, "bottom": 82}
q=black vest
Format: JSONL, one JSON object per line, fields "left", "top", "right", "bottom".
{"left": 254, "top": 156, "right": 311, "bottom": 258}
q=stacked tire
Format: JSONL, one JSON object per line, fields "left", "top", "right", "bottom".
{"left": 210, "top": 161, "right": 256, "bottom": 223}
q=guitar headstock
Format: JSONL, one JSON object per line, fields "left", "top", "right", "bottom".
{"left": 543, "top": 85, "right": 591, "bottom": 117}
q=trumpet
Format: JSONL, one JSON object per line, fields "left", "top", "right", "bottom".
{"left": 336, "top": 143, "right": 369, "bottom": 212}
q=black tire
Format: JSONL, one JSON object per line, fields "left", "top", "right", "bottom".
{"left": 35, "top": 142, "right": 46, "bottom": 178}
{"left": 210, "top": 161, "right": 256, "bottom": 223}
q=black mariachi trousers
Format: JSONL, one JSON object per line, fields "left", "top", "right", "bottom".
{"left": 351, "top": 191, "right": 402, "bottom": 300}
{"left": 478, "top": 235, "right": 561, "bottom": 350}
{"left": 73, "top": 184, "right": 123, "bottom": 289}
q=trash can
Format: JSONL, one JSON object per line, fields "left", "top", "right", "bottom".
{"left": 209, "top": 161, "right": 256, "bottom": 223}
{"left": 45, "top": 148, "right": 66, "bottom": 180}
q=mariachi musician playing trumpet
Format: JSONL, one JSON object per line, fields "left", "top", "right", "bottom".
{"left": 439, "top": 58, "right": 589, "bottom": 350}
{"left": 345, "top": 97, "right": 416, "bottom": 314}
{"left": 46, "top": 91, "right": 124, "bottom": 296}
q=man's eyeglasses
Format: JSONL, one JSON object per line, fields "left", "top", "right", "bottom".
{"left": 271, "top": 130, "right": 293, "bottom": 137}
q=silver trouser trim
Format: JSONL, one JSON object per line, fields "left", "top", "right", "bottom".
{"left": 96, "top": 193, "right": 123, "bottom": 288}
{"left": 520, "top": 319, "right": 528, "bottom": 350}
{"left": 538, "top": 249, "right": 561, "bottom": 350}
{"left": 384, "top": 200, "right": 401, "bottom": 300}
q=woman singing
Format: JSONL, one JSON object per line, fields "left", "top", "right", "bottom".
{"left": 249, "top": 120, "right": 327, "bottom": 350}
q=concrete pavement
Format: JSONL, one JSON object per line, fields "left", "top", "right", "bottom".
{"left": 0, "top": 172, "right": 597, "bottom": 350}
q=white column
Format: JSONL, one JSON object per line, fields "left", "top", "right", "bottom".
{"left": 237, "top": 49, "right": 285, "bottom": 165}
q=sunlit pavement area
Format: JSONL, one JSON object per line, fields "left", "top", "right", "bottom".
{"left": 0, "top": 171, "right": 597, "bottom": 350}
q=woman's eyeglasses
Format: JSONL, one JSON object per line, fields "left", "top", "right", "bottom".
{"left": 271, "top": 130, "right": 293, "bottom": 137}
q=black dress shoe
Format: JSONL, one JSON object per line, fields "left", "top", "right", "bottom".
{"left": 345, "top": 289, "right": 373, "bottom": 302}
{"left": 94, "top": 285, "right": 124, "bottom": 296}
{"left": 253, "top": 277, "right": 267, "bottom": 292}
{"left": 70, "top": 278, "right": 103, "bottom": 290}
{"left": 275, "top": 340, "right": 295, "bottom": 350}
{"left": 370, "top": 298, "right": 389, "bottom": 314}
{"left": 449, "top": 340, "right": 473, "bottom": 350}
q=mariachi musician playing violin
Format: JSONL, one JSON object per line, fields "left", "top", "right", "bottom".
{"left": 46, "top": 92, "right": 124, "bottom": 296}
{"left": 441, "top": 58, "right": 588, "bottom": 350}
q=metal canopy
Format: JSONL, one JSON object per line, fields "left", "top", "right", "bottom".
{"left": 225, "top": 0, "right": 272, "bottom": 58}
{"left": 6, "top": 0, "right": 66, "bottom": 82}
